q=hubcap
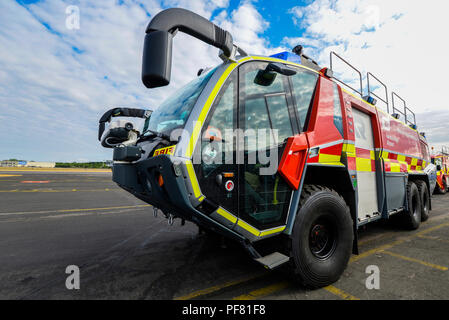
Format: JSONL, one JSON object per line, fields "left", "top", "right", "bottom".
{"left": 309, "top": 218, "right": 337, "bottom": 260}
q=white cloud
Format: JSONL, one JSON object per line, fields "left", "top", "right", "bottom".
{"left": 285, "top": 0, "right": 449, "bottom": 128}
{"left": 0, "top": 0, "right": 272, "bottom": 161}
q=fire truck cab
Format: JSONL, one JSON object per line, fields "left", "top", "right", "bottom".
{"left": 99, "top": 8, "right": 434, "bottom": 288}
{"left": 432, "top": 147, "right": 449, "bottom": 194}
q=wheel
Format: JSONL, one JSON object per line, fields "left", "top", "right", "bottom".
{"left": 402, "top": 181, "right": 421, "bottom": 229}
{"left": 415, "top": 180, "right": 430, "bottom": 222}
{"left": 289, "top": 185, "right": 353, "bottom": 288}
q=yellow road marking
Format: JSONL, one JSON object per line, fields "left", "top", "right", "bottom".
{"left": 0, "top": 205, "right": 151, "bottom": 217}
{"left": 232, "top": 281, "right": 290, "bottom": 300}
{"left": 0, "top": 174, "right": 22, "bottom": 177}
{"left": 178, "top": 222, "right": 449, "bottom": 300}
{"left": 174, "top": 273, "right": 266, "bottom": 300}
{"left": 380, "top": 250, "right": 448, "bottom": 271}
{"left": 323, "top": 285, "right": 360, "bottom": 300}
{"left": 350, "top": 222, "right": 449, "bottom": 263}
{"left": 0, "top": 188, "right": 119, "bottom": 193}
{"left": 0, "top": 168, "right": 111, "bottom": 172}
{"left": 418, "top": 234, "right": 449, "bottom": 244}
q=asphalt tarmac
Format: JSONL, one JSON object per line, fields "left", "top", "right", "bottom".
{"left": 0, "top": 171, "right": 448, "bottom": 300}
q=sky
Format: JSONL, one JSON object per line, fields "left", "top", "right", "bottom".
{"left": 1, "top": 0, "right": 449, "bottom": 162}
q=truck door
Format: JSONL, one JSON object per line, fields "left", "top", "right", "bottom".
{"left": 236, "top": 61, "right": 297, "bottom": 235}
{"left": 194, "top": 71, "right": 239, "bottom": 220}
{"left": 352, "top": 108, "right": 379, "bottom": 222}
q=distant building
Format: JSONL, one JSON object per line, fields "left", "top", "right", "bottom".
{"left": 25, "top": 161, "right": 56, "bottom": 168}
{"left": 0, "top": 160, "right": 18, "bottom": 167}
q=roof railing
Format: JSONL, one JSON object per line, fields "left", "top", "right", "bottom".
{"left": 327, "top": 51, "right": 418, "bottom": 128}
{"left": 442, "top": 146, "right": 449, "bottom": 155}
{"left": 367, "top": 72, "right": 389, "bottom": 113}
{"left": 391, "top": 92, "right": 416, "bottom": 126}
{"left": 329, "top": 51, "right": 363, "bottom": 97}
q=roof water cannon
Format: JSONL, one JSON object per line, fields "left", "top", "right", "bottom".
{"left": 142, "top": 8, "right": 234, "bottom": 88}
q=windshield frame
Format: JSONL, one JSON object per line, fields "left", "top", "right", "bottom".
{"left": 143, "top": 67, "right": 218, "bottom": 136}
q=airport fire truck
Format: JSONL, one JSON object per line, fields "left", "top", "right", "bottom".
{"left": 432, "top": 147, "right": 449, "bottom": 194}
{"left": 98, "top": 8, "right": 434, "bottom": 287}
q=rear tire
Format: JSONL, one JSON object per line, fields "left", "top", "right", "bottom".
{"left": 402, "top": 182, "right": 421, "bottom": 229}
{"left": 415, "top": 180, "right": 430, "bottom": 222}
{"left": 289, "top": 185, "right": 353, "bottom": 288}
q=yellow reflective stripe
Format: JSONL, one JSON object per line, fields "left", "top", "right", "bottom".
{"left": 259, "top": 226, "right": 285, "bottom": 237}
{"left": 411, "top": 158, "right": 418, "bottom": 166}
{"left": 237, "top": 219, "right": 260, "bottom": 236}
{"left": 397, "top": 154, "right": 406, "bottom": 162}
{"left": 370, "top": 150, "right": 375, "bottom": 160}
{"left": 216, "top": 206, "right": 286, "bottom": 238}
{"left": 356, "top": 158, "right": 372, "bottom": 172}
{"left": 185, "top": 160, "right": 201, "bottom": 199}
{"left": 216, "top": 207, "right": 237, "bottom": 224}
{"left": 184, "top": 63, "right": 238, "bottom": 158}
{"left": 343, "top": 143, "right": 355, "bottom": 154}
{"left": 198, "top": 196, "right": 205, "bottom": 202}
{"left": 317, "top": 162, "right": 345, "bottom": 167}
{"left": 389, "top": 161, "right": 401, "bottom": 172}
{"left": 319, "top": 153, "right": 340, "bottom": 163}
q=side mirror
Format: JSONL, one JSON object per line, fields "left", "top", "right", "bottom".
{"left": 142, "top": 31, "right": 173, "bottom": 88}
{"left": 254, "top": 62, "right": 297, "bottom": 86}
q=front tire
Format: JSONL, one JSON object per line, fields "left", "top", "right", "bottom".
{"left": 289, "top": 185, "right": 353, "bottom": 288}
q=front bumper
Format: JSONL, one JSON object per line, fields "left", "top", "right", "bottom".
{"left": 112, "top": 155, "right": 245, "bottom": 242}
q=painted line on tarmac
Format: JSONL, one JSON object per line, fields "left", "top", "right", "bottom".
{"left": 323, "top": 285, "right": 360, "bottom": 300}
{"left": 0, "top": 204, "right": 151, "bottom": 217}
{"left": 232, "top": 281, "right": 290, "bottom": 300}
{"left": 418, "top": 234, "right": 449, "bottom": 244}
{"left": 350, "top": 222, "right": 449, "bottom": 263}
{"left": 177, "top": 221, "right": 449, "bottom": 301}
{"left": 380, "top": 250, "right": 448, "bottom": 271}
{"left": 0, "top": 174, "right": 22, "bottom": 177}
{"left": 174, "top": 273, "right": 267, "bottom": 300}
{"left": 0, "top": 188, "right": 120, "bottom": 193}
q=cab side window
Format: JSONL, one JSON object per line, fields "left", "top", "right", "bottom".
{"left": 241, "top": 62, "right": 294, "bottom": 151}
{"left": 290, "top": 69, "right": 318, "bottom": 130}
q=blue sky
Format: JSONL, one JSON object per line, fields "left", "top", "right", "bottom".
{"left": 1, "top": 0, "right": 449, "bottom": 162}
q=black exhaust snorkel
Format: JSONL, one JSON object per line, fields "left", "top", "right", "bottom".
{"left": 142, "top": 8, "right": 234, "bottom": 88}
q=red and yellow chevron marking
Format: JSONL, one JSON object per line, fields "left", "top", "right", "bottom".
{"left": 381, "top": 151, "right": 426, "bottom": 173}
{"left": 308, "top": 142, "right": 343, "bottom": 166}
{"left": 341, "top": 143, "right": 375, "bottom": 172}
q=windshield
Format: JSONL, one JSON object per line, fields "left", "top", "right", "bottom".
{"left": 145, "top": 67, "right": 217, "bottom": 135}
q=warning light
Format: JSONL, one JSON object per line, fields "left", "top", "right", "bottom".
{"left": 157, "top": 173, "right": 164, "bottom": 187}
{"left": 225, "top": 180, "right": 234, "bottom": 192}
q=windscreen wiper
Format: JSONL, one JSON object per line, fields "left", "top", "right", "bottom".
{"left": 141, "top": 129, "right": 171, "bottom": 141}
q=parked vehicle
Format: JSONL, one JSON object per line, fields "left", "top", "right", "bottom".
{"left": 98, "top": 8, "right": 434, "bottom": 288}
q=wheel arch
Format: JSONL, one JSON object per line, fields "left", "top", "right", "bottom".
{"left": 302, "top": 165, "right": 359, "bottom": 254}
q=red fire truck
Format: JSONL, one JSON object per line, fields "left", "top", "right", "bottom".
{"left": 432, "top": 147, "right": 449, "bottom": 194}
{"left": 99, "top": 8, "right": 434, "bottom": 287}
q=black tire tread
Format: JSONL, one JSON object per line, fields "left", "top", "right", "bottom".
{"left": 415, "top": 180, "right": 430, "bottom": 222}
{"left": 288, "top": 184, "right": 353, "bottom": 288}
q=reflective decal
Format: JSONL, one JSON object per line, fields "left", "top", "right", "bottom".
{"left": 153, "top": 145, "right": 176, "bottom": 156}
